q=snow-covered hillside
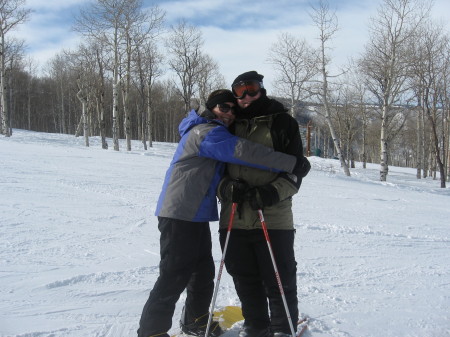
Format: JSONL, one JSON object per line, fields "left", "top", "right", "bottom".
{"left": 1, "top": 129, "right": 449, "bottom": 337}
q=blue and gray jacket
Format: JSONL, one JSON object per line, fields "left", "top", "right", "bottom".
{"left": 155, "top": 109, "right": 296, "bottom": 222}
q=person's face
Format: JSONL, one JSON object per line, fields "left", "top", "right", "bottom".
{"left": 237, "top": 90, "right": 261, "bottom": 109}
{"left": 212, "top": 102, "right": 236, "bottom": 127}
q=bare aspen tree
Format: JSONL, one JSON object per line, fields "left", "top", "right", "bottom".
{"left": 197, "top": 54, "right": 225, "bottom": 109}
{"left": 348, "top": 69, "right": 372, "bottom": 169}
{"left": 75, "top": 0, "right": 134, "bottom": 151}
{"left": 267, "top": 32, "right": 319, "bottom": 117}
{"left": 411, "top": 21, "right": 448, "bottom": 187}
{"left": 310, "top": 0, "right": 350, "bottom": 176}
{"left": 119, "top": 3, "right": 164, "bottom": 151}
{"left": 121, "top": 24, "right": 136, "bottom": 151}
{"left": 24, "top": 56, "right": 36, "bottom": 131}
{"left": 359, "top": 0, "right": 429, "bottom": 181}
{"left": 152, "top": 79, "right": 185, "bottom": 142}
{"left": 333, "top": 83, "right": 362, "bottom": 167}
{"left": 0, "top": 0, "right": 30, "bottom": 137}
{"left": 411, "top": 84, "right": 424, "bottom": 178}
{"left": 76, "top": 72, "right": 89, "bottom": 147}
{"left": 3, "top": 36, "right": 24, "bottom": 135}
{"left": 409, "top": 35, "right": 426, "bottom": 179}
{"left": 47, "top": 51, "right": 76, "bottom": 134}
{"left": 48, "top": 54, "right": 69, "bottom": 134}
{"left": 166, "top": 20, "right": 204, "bottom": 114}
{"left": 417, "top": 104, "right": 425, "bottom": 178}
{"left": 93, "top": 41, "right": 108, "bottom": 149}
{"left": 71, "top": 41, "right": 110, "bottom": 148}
{"left": 133, "top": 39, "right": 164, "bottom": 149}
{"left": 131, "top": 5, "right": 164, "bottom": 150}
{"left": 444, "top": 48, "right": 450, "bottom": 182}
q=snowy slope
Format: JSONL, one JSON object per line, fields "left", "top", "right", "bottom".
{"left": 0, "top": 129, "right": 449, "bottom": 337}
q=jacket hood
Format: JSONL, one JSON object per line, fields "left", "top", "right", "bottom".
{"left": 179, "top": 109, "right": 228, "bottom": 137}
{"left": 179, "top": 110, "right": 207, "bottom": 137}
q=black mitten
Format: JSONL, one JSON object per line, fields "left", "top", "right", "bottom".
{"left": 218, "top": 178, "right": 249, "bottom": 203}
{"left": 244, "top": 184, "right": 280, "bottom": 210}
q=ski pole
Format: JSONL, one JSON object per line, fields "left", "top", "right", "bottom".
{"left": 205, "top": 202, "right": 237, "bottom": 337}
{"left": 257, "top": 209, "right": 296, "bottom": 337}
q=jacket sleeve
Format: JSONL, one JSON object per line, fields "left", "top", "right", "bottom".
{"left": 268, "top": 113, "right": 305, "bottom": 200}
{"left": 197, "top": 123, "right": 296, "bottom": 173}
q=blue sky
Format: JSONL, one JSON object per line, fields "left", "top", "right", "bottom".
{"left": 11, "top": 0, "right": 450, "bottom": 89}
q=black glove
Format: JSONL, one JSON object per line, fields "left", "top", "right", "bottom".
{"left": 244, "top": 184, "right": 280, "bottom": 210}
{"left": 278, "top": 156, "right": 310, "bottom": 190}
{"left": 294, "top": 155, "right": 311, "bottom": 178}
{"left": 218, "top": 178, "right": 249, "bottom": 203}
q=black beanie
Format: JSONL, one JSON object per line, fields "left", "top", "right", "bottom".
{"left": 232, "top": 71, "right": 264, "bottom": 86}
{"left": 205, "top": 89, "right": 236, "bottom": 110}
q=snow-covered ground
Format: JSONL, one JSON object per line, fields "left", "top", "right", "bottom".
{"left": 0, "top": 129, "right": 449, "bottom": 337}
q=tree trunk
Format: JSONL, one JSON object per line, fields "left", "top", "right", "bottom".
{"left": 122, "top": 85, "right": 131, "bottom": 151}
{"left": 112, "top": 69, "right": 119, "bottom": 151}
{"left": 416, "top": 106, "right": 423, "bottom": 179}
{"left": 380, "top": 103, "right": 389, "bottom": 181}
{"left": 426, "top": 107, "right": 446, "bottom": 187}
{"left": 76, "top": 89, "right": 89, "bottom": 147}
{"left": 312, "top": 0, "right": 350, "bottom": 176}
{"left": 95, "top": 49, "right": 107, "bottom": 150}
{"left": 147, "top": 84, "right": 153, "bottom": 148}
{"left": 323, "top": 98, "right": 350, "bottom": 175}
{"left": 82, "top": 101, "right": 89, "bottom": 147}
{"left": 60, "top": 79, "right": 66, "bottom": 134}
{"left": 446, "top": 108, "right": 450, "bottom": 182}
{"left": 75, "top": 117, "right": 83, "bottom": 137}
{"left": 0, "top": 33, "right": 10, "bottom": 137}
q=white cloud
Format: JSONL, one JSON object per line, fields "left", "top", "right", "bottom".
{"left": 155, "top": 0, "right": 230, "bottom": 24}
{"left": 8, "top": 0, "right": 450, "bottom": 85}
{"left": 25, "top": 0, "right": 89, "bottom": 11}
{"left": 201, "top": 26, "right": 279, "bottom": 88}
{"left": 158, "top": 0, "right": 379, "bottom": 89}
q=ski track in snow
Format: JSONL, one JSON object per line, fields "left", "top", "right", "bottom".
{"left": 1, "top": 130, "right": 449, "bottom": 337}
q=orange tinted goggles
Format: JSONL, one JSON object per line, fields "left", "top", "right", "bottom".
{"left": 232, "top": 80, "right": 262, "bottom": 99}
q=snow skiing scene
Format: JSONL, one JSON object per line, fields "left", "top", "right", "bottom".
{"left": 1, "top": 130, "right": 449, "bottom": 337}
{"left": 1, "top": 0, "right": 450, "bottom": 336}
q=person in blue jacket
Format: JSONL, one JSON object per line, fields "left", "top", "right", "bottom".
{"left": 137, "top": 89, "right": 299, "bottom": 337}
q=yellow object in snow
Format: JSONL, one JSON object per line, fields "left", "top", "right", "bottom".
{"left": 213, "top": 306, "right": 244, "bottom": 329}
{"left": 171, "top": 306, "right": 244, "bottom": 337}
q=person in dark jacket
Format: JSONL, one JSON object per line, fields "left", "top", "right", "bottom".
{"left": 217, "top": 72, "right": 311, "bottom": 337}
{"left": 137, "top": 89, "right": 301, "bottom": 337}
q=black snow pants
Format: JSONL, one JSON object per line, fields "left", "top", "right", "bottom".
{"left": 138, "top": 217, "right": 215, "bottom": 337}
{"left": 219, "top": 228, "right": 298, "bottom": 334}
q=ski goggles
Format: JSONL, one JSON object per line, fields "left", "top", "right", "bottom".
{"left": 217, "top": 103, "right": 234, "bottom": 113}
{"left": 232, "top": 80, "right": 263, "bottom": 99}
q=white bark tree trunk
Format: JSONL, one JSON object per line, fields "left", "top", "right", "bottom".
{"left": 380, "top": 104, "right": 389, "bottom": 181}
